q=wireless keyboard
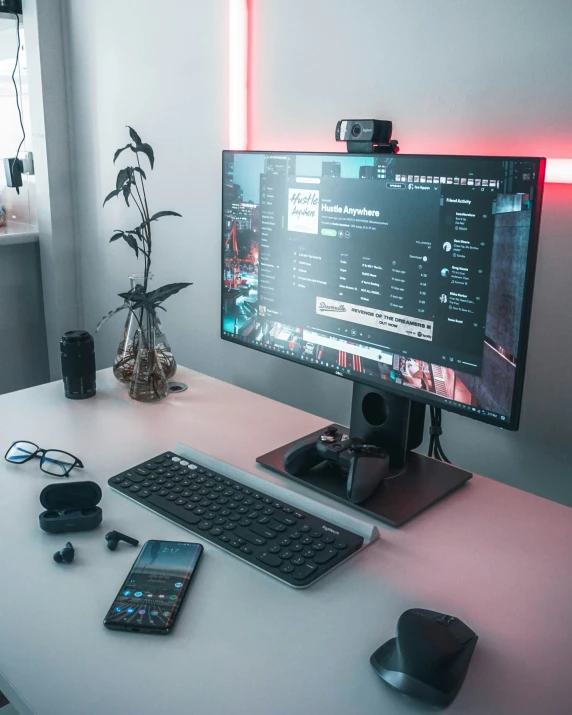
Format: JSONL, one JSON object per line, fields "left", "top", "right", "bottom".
{"left": 108, "top": 451, "right": 364, "bottom": 588}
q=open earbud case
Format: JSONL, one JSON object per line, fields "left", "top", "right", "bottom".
{"left": 39, "top": 481, "right": 103, "bottom": 533}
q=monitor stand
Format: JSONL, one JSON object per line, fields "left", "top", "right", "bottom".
{"left": 256, "top": 383, "right": 472, "bottom": 527}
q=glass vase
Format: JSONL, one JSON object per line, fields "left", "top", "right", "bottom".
{"left": 128, "top": 327, "right": 169, "bottom": 403}
{"left": 113, "top": 274, "right": 177, "bottom": 384}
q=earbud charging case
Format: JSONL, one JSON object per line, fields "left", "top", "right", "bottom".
{"left": 39, "top": 481, "right": 103, "bottom": 533}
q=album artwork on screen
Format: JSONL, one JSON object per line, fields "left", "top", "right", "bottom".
{"left": 222, "top": 152, "right": 541, "bottom": 426}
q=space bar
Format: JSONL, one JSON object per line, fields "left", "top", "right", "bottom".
{"left": 147, "top": 495, "right": 201, "bottom": 524}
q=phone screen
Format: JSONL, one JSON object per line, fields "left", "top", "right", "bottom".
{"left": 103, "top": 540, "right": 203, "bottom": 633}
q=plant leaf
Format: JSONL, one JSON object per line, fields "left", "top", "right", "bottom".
{"left": 132, "top": 166, "right": 147, "bottom": 181}
{"left": 116, "top": 167, "right": 130, "bottom": 190}
{"left": 123, "top": 234, "right": 139, "bottom": 257}
{"left": 109, "top": 232, "right": 125, "bottom": 243}
{"left": 122, "top": 185, "right": 131, "bottom": 207}
{"left": 146, "top": 282, "right": 192, "bottom": 306}
{"left": 103, "top": 188, "right": 122, "bottom": 206}
{"left": 127, "top": 126, "right": 142, "bottom": 145}
{"left": 96, "top": 304, "right": 128, "bottom": 332}
{"left": 113, "top": 144, "right": 131, "bottom": 163}
{"left": 150, "top": 210, "right": 182, "bottom": 221}
{"left": 130, "top": 142, "right": 154, "bottom": 169}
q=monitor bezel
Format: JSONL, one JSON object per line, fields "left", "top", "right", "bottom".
{"left": 221, "top": 150, "right": 545, "bottom": 431}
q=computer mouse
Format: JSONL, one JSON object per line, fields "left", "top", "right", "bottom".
{"left": 370, "top": 608, "right": 478, "bottom": 708}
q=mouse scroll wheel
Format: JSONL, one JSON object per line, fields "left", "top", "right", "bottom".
{"left": 438, "top": 616, "right": 456, "bottom": 625}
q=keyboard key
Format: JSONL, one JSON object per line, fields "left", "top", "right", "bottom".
{"left": 273, "top": 502, "right": 282, "bottom": 509}
{"left": 278, "top": 538, "right": 291, "bottom": 547}
{"left": 171, "top": 476, "right": 182, "bottom": 483}
{"left": 219, "top": 534, "right": 229, "bottom": 542}
{"left": 242, "top": 498, "right": 254, "bottom": 506}
{"left": 198, "top": 521, "right": 212, "bottom": 530}
{"left": 111, "top": 476, "right": 123, "bottom": 484}
{"left": 250, "top": 523, "right": 276, "bottom": 540}
{"left": 170, "top": 464, "right": 181, "bottom": 472}
{"left": 233, "top": 493, "right": 244, "bottom": 501}
{"left": 273, "top": 513, "right": 296, "bottom": 526}
{"left": 268, "top": 545, "right": 281, "bottom": 554}
{"left": 210, "top": 527, "right": 223, "bottom": 536}
{"left": 149, "top": 485, "right": 160, "bottom": 492}
{"left": 291, "top": 543, "right": 303, "bottom": 552}
{"left": 228, "top": 513, "right": 240, "bottom": 522}
{"left": 300, "top": 536, "right": 313, "bottom": 545}
{"left": 257, "top": 551, "right": 282, "bottom": 568}
{"left": 120, "top": 480, "right": 132, "bottom": 488}
{"left": 238, "top": 518, "right": 252, "bottom": 527}
{"left": 175, "top": 498, "right": 187, "bottom": 506}
{"left": 190, "top": 495, "right": 201, "bottom": 503}
{"left": 242, "top": 487, "right": 251, "bottom": 495}
{"left": 135, "top": 468, "right": 149, "bottom": 477}
{"left": 224, "top": 522, "right": 236, "bottom": 530}
{"left": 262, "top": 497, "right": 272, "bottom": 504}
{"left": 199, "top": 499, "right": 212, "bottom": 507}
{"left": 148, "top": 495, "right": 200, "bottom": 523}
{"left": 230, "top": 539, "right": 242, "bottom": 549}
{"left": 172, "top": 486, "right": 183, "bottom": 494}
{"left": 199, "top": 488, "right": 209, "bottom": 496}
{"left": 234, "top": 527, "right": 266, "bottom": 546}
{"left": 282, "top": 507, "right": 293, "bottom": 514}
{"left": 300, "top": 524, "right": 311, "bottom": 532}
{"left": 181, "top": 490, "right": 191, "bottom": 498}
{"left": 194, "top": 508, "right": 205, "bottom": 515}
{"left": 170, "top": 456, "right": 180, "bottom": 462}
{"left": 257, "top": 516, "right": 270, "bottom": 525}
{"left": 294, "top": 512, "right": 305, "bottom": 519}
{"left": 155, "top": 478, "right": 166, "bottom": 485}
{"left": 291, "top": 555, "right": 305, "bottom": 566}
{"left": 214, "top": 517, "right": 226, "bottom": 525}
{"left": 228, "top": 502, "right": 238, "bottom": 510}
{"left": 240, "top": 545, "right": 252, "bottom": 555}
{"left": 310, "top": 531, "right": 322, "bottom": 539}
{"left": 158, "top": 489, "right": 169, "bottom": 497}
{"left": 156, "top": 468, "right": 166, "bottom": 475}
{"left": 180, "top": 460, "right": 189, "bottom": 466}
{"left": 314, "top": 548, "right": 337, "bottom": 565}
{"left": 164, "top": 472, "right": 174, "bottom": 479}
{"left": 184, "top": 504, "right": 196, "bottom": 511}
{"left": 313, "top": 542, "right": 325, "bottom": 551}
{"left": 334, "top": 541, "right": 347, "bottom": 550}
{"left": 180, "top": 480, "right": 191, "bottom": 487}
{"left": 154, "top": 457, "right": 166, "bottom": 464}
{"left": 246, "top": 511, "right": 258, "bottom": 520}
{"left": 278, "top": 550, "right": 292, "bottom": 560}
{"left": 141, "top": 480, "right": 153, "bottom": 488}
{"left": 210, "top": 504, "right": 221, "bottom": 511}
{"left": 268, "top": 521, "right": 286, "bottom": 533}
{"left": 237, "top": 507, "right": 248, "bottom": 515}
{"left": 302, "top": 549, "right": 315, "bottom": 559}
{"left": 263, "top": 507, "right": 274, "bottom": 516}
{"left": 252, "top": 503, "right": 263, "bottom": 511}
{"left": 204, "top": 512, "right": 216, "bottom": 521}
{"left": 292, "top": 563, "right": 318, "bottom": 581}
{"left": 139, "top": 490, "right": 151, "bottom": 498}
{"left": 166, "top": 494, "right": 177, "bottom": 501}
{"left": 289, "top": 531, "right": 301, "bottom": 540}
{"left": 220, "top": 508, "right": 231, "bottom": 516}
{"left": 217, "top": 497, "right": 229, "bottom": 505}
{"left": 198, "top": 468, "right": 206, "bottom": 474}
{"left": 206, "top": 471, "right": 216, "bottom": 478}
{"left": 321, "top": 534, "right": 334, "bottom": 544}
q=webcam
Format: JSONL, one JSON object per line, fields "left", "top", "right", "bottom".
{"left": 335, "top": 119, "right": 398, "bottom": 155}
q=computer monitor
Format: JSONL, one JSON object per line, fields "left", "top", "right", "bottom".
{"left": 221, "top": 151, "right": 545, "bottom": 524}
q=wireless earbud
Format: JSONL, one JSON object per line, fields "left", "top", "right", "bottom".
{"left": 105, "top": 530, "right": 139, "bottom": 551}
{"left": 53, "top": 541, "right": 75, "bottom": 563}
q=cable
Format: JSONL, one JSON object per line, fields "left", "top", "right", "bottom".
{"left": 10, "top": 12, "right": 26, "bottom": 194}
{"left": 427, "top": 406, "right": 451, "bottom": 463}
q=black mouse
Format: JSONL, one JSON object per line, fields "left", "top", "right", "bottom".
{"left": 370, "top": 608, "right": 478, "bottom": 708}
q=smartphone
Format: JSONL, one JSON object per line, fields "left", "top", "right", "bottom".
{"left": 103, "top": 540, "right": 203, "bottom": 634}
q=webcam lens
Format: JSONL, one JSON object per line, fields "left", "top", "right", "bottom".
{"left": 351, "top": 124, "right": 362, "bottom": 137}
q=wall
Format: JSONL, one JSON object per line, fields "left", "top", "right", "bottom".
{"left": 0, "top": 239, "right": 49, "bottom": 394}
{"left": 64, "top": 0, "right": 572, "bottom": 506}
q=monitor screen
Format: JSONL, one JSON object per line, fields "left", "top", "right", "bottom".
{"left": 221, "top": 152, "right": 544, "bottom": 429}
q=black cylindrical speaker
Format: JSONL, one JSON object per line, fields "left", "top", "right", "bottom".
{"left": 60, "top": 331, "right": 96, "bottom": 400}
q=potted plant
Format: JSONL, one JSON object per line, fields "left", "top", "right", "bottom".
{"left": 97, "top": 127, "right": 191, "bottom": 402}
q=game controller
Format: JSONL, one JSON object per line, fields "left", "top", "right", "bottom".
{"left": 283, "top": 427, "right": 390, "bottom": 504}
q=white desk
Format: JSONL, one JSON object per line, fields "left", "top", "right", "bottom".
{"left": 0, "top": 368, "right": 571, "bottom": 715}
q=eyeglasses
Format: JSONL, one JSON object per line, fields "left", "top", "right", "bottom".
{"left": 4, "top": 441, "right": 84, "bottom": 477}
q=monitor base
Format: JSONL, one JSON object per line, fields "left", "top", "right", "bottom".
{"left": 256, "top": 424, "right": 472, "bottom": 527}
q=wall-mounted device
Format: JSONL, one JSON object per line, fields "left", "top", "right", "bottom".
{"left": 221, "top": 150, "right": 545, "bottom": 525}
{"left": 0, "top": 0, "right": 23, "bottom": 15}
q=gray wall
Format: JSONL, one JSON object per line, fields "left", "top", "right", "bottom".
{"left": 63, "top": 0, "right": 572, "bottom": 506}
{"left": 0, "top": 241, "right": 49, "bottom": 395}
